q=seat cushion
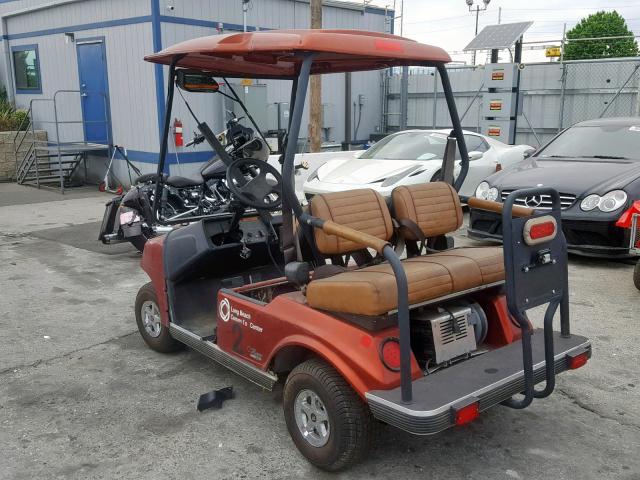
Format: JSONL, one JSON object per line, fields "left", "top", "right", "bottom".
{"left": 309, "top": 189, "right": 393, "bottom": 255}
{"left": 166, "top": 175, "right": 203, "bottom": 188}
{"left": 392, "top": 182, "right": 463, "bottom": 240}
{"left": 306, "top": 246, "right": 504, "bottom": 316}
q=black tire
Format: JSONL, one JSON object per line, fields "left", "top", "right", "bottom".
{"left": 430, "top": 170, "right": 442, "bottom": 182}
{"left": 134, "top": 282, "right": 182, "bottom": 353}
{"left": 634, "top": 261, "right": 640, "bottom": 291}
{"left": 283, "top": 358, "right": 375, "bottom": 471}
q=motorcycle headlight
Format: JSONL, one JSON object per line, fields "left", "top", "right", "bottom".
{"left": 580, "top": 194, "right": 600, "bottom": 211}
{"left": 599, "top": 190, "right": 627, "bottom": 212}
{"left": 475, "top": 182, "right": 498, "bottom": 201}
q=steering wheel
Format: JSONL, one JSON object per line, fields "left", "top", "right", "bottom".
{"left": 226, "top": 158, "right": 283, "bottom": 211}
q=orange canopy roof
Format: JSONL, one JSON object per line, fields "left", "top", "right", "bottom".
{"left": 144, "top": 29, "right": 451, "bottom": 78}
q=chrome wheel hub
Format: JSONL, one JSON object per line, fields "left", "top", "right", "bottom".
{"left": 141, "top": 300, "right": 162, "bottom": 338}
{"left": 294, "top": 389, "right": 330, "bottom": 447}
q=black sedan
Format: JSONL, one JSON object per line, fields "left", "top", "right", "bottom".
{"left": 468, "top": 117, "right": 640, "bottom": 258}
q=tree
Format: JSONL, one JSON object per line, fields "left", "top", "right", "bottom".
{"left": 564, "top": 11, "right": 638, "bottom": 60}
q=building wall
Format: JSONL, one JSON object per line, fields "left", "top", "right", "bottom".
{"left": 0, "top": 0, "right": 391, "bottom": 182}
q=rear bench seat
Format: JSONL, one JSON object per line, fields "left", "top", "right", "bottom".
{"left": 305, "top": 185, "right": 504, "bottom": 317}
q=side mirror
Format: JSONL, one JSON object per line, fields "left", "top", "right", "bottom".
{"left": 523, "top": 147, "right": 536, "bottom": 159}
{"left": 176, "top": 70, "right": 220, "bottom": 93}
{"left": 469, "top": 150, "right": 484, "bottom": 161}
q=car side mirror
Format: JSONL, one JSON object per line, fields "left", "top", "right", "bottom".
{"left": 469, "top": 151, "right": 484, "bottom": 161}
{"left": 523, "top": 147, "right": 536, "bottom": 159}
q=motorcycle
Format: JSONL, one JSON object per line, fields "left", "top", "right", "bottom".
{"left": 99, "top": 114, "right": 306, "bottom": 252}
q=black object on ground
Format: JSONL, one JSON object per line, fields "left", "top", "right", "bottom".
{"left": 197, "top": 386, "right": 234, "bottom": 411}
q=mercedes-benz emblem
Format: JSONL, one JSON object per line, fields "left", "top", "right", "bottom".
{"left": 524, "top": 195, "right": 543, "bottom": 208}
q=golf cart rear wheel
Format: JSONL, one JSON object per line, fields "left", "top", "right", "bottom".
{"left": 283, "top": 358, "right": 374, "bottom": 471}
{"left": 135, "top": 282, "right": 181, "bottom": 353}
{"left": 634, "top": 261, "right": 640, "bottom": 291}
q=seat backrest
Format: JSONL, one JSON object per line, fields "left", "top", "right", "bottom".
{"left": 392, "top": 182, "right": 463, "bottom": 240}
{"left": 309, "top": 189, "right": 393, "bottom": 255}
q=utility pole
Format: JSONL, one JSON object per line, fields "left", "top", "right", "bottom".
{"left": 309, "top": 0, "right": 323, "bottom": 152}
{"left": 242, "top": 0, "right": 250, "bottom": 32}
{"left": 399, "top": 0, "right": 409, "bottom": 130}
{"left": 466, "top": 0, "right": 491, "bottom": 65}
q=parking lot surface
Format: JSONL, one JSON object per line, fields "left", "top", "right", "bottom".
{"left": 1, "top": 183, "right": 639, "bottom": 480}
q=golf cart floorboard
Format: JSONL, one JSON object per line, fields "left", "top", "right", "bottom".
{"left": 366, "top": 330, "right": 590, "bottom": 435}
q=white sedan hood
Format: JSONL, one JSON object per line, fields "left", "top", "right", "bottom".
{"left": 317, "top": 158, "right": 427, "bottom": 184}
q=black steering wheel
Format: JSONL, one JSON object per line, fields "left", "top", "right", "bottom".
{"left": 226, "top": 158, "right": 283, "bottom": 211}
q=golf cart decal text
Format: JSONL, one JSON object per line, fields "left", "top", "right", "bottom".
{"left": 219, "top": 298, "right": 262, "bottom": 332}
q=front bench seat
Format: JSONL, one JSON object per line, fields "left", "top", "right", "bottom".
{"left": 305, "top": 185, "right": 504, "bottom": 317}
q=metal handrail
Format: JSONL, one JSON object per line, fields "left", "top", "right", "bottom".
{"left": 15, "top": 90, "right": 111, "bottom": 192}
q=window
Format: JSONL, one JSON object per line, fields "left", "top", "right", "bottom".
{"left": 12, "top": 45, "right": 42, "bottom": 94}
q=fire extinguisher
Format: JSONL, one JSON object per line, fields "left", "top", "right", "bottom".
{"left": 173, "top": 118, "right": 183, "bottom": 147}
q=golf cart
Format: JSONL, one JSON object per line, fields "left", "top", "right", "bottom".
{"left": 136, "top": 30, "right": 591, "bottom": 471}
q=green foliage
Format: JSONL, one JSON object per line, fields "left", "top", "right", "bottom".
{"left": 0, "top": 89, "right": 30, "bottom": 132}
{"left": 564, "top": 11, "right": 638, "bottom": 60}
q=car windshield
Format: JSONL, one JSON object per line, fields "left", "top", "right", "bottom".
{"left": 537, "top": 124, "right": 640, "bottom": 161}
{"left": 360, "top": 131, "right": 448, "bottom": 161}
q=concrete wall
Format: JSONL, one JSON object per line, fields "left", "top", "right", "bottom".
{"left": 0, "top": 129, "right": 46, "bottom": 180}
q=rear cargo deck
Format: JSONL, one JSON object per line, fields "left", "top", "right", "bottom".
{"left": 366, "top": 330, "right": 590, "bottom": 435}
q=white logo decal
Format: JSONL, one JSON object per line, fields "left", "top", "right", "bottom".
{"left": 219, "top": 298, "right": 231, "bottom": 322}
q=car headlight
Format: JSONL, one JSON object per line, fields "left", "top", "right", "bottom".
{"left": 475, "top": 182, "right": 499, "bottom": 201}
{"left": 599, "top": 190, "right": 627, "bottom": 212}
{"left": 580, "top": 194, "right": 600, "bottom": 211}
{"left": 580, "top": 190, "right": 627, "bottom": 212}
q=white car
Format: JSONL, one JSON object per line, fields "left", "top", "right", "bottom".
{"left": 303, "top": 129, "right": 533, "bottom": 199}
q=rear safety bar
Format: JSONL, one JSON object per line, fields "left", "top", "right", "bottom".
{"left": 501, "top": 187, "right": 570, "bottom": 409}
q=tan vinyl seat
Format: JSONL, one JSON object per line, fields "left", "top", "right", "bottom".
{"left": 305, "top": 185, "right": 504, "bottom": 317}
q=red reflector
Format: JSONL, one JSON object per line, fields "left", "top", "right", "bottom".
{"left": 495, "top": 163, "right": 502, "bottom": 172}
{"left": 380, "top": 338, "right": 401, "bottom": 371}
{"left": 530, "top": 221, "right": 555, "bottom": 240}
{"left": 453, "top": 401, "right": 480, "bottom": 426}
{"left": 567, "top": 351, "right": 589, "bottom": 370}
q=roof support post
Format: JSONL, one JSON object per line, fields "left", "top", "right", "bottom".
{"left": 153, "top": 59, "right": 178, "bottom": 220}
{"left": 437, "top": 63, "right": 469, "bottom": 191}
{"left": 283, "top": 54, "right": 314, "bottom": 219}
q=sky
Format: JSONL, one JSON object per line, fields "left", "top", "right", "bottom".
{"left": 369, "top": 0, "right": 640, "bottom": 64}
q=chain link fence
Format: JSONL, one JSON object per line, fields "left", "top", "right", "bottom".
{"left": 385, "top": 57, "right": 640, "bottom": 147}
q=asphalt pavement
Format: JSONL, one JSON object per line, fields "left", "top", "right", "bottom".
{"left": 0, "top": 182, "right": 638, "bottom": 480}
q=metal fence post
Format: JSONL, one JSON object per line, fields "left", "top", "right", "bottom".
{"left": 557, "top": 62, "right": 567, "bottom": 132}
{"left": 400, "top": 66, "right": 409, "bottom": 130}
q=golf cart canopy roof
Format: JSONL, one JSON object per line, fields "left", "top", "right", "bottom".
{"left": 144, "top": 29, "right": 451, "bottom": 78}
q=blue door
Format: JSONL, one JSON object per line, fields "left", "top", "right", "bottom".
{"left": 76, "top": 39, "right": 110, "bottom": 144}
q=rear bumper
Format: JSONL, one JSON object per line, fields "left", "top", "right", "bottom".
{"left": 365, "top": 331, "right": 590, "bottom": 435}
{"left": 468, "top": 208, "right": 636, "bottom": 258}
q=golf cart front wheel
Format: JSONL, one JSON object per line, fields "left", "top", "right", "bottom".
{"left": 283, "top": 359, "right": 375, "bottom": 471}
{"left": 634, "top": 261, "right": 640, "bottom": 291}
{"left": 134, "top": 282, "right": 182, "bottom": 353}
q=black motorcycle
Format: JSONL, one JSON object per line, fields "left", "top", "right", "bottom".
{"left": 99, "top": 114, "right": 266, "bottom": 249}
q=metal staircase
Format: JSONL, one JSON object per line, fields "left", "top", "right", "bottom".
{"left": 13, "top": 90, "right": 110, "bottom": 193}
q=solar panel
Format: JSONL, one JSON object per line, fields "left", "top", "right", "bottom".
{"left": 464, "top": 22, "right": 533, "bottom": 51}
